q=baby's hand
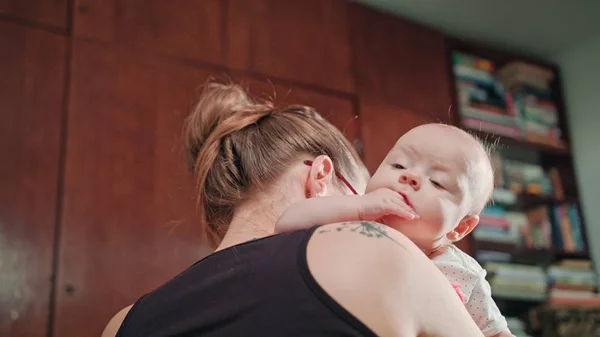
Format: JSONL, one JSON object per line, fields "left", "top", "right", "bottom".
{"left": 358, "top": 188, "right": 419, "bottom": 221}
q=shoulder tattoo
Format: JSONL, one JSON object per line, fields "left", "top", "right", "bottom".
{"left": 318, "top": 221, "right": 401, "bottom": 245}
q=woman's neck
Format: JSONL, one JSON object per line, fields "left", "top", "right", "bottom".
{"left": 215, "top": 195, "right": 293, "bottom": 251}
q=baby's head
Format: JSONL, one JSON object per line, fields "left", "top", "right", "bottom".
{"left": 366, "top": 123, "right": 493, "bottom": 251}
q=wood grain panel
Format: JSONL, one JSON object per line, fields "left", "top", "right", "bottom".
{"left": 0, "top": 0, "right": 68, "bottom": 28}
{"left": 239, "top": 76, "right": 359, "bottom": 147}
{"left": 0, "top": 22, "right": 66, "bottom": 337}
{"left": 360, "top": 101, "right": 438, "bottom": 174}
{"left": 73, "top": 0, "right": 224, "bottom": 64}
{"left": 227, "top": 0, "right": 354, "bottom": 93}
{"left": 350, "top": 4, "right": 453, "bottom": 120}
{"left": 54, "top": 40, "right": 213, "bottom": 337}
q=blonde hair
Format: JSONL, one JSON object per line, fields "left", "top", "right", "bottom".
{"left": 183, "top": 81, "right": 362, "bottom": 247}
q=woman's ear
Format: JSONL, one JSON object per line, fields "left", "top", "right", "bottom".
{"left": 446, "top": 214, "right": 479, "bottom": 242}
{"left": 305, "top": 155, "right": 334, "bottom": 198}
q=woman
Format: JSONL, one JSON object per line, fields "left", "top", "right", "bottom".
{"left": 103, "top": 82, "right": 483, "bottom": 336}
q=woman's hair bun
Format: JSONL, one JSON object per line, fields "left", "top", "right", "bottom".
{"left": 183, "top": 81, "right": 272, "bottom": 171}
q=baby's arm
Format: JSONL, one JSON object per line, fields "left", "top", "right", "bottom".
{"left": 275, "top": 188, "right": 418, "bottom": 233}
{"left": 275, "top": 195, "right": 362, "bottom": 233}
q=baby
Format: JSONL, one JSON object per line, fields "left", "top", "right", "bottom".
{"left": 276, "top": 123, "right": 513, "bottom": 337}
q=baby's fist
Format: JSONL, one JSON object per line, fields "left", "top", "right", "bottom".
{"left": 358, "top": 188, "right": 419, "bottom": 222}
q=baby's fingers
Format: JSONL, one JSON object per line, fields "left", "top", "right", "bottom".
{"left": 385, "top": 202, "right": 419, "bottom": 220}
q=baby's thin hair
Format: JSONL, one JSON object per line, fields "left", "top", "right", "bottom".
{"left": 466, "top": 131, "right": 500, "bottom": 212}
{"left": 429, "top": 122, "right": 500, "bottom": 155}
{"left": 468, "top": 131, "right": 500, "bottom": 156}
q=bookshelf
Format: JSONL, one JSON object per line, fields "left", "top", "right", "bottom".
{"left": 446, "top": 38, "right": 597, "bottom": 336}
{"left": 466, "top": 128, "right": 570, "bottom": 156}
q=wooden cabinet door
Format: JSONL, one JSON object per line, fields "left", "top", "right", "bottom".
{"left": 73, "top": 0, "right": 224, "bottom": 65}
{"left": 0, "top": 22, "right": 66, "bottom": 337}
{"left": 54, "top": 40, "right": 215, "bottom": 337}
{"left": 350, "top": 4, "right": 452, "bottom": 121}
{"left": 360, "top": 101, "right": 438, "bottom": 174}
{"left": 227, "top": 0, "right": 354, "bottom": 93}
{"left": 238, "top": 76, "right": 359, "bottom": 148}
{"left": 0, "top": 0, "right": 68, "bottom": 28}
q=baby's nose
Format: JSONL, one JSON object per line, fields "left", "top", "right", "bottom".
{"left": 400, "top": 171, "right": 421, "bottom": 189}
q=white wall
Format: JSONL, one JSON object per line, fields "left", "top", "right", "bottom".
{"left": 554, "top": 34, "right": 600, "bottom": 268}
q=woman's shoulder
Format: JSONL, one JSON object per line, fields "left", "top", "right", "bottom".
{"left": 306, "top": 221, "right": 484, "bottom": 337}
{"left": 306, "top": 221, "right": 431, "bottom": 285}
{"left": 305, "top": 221, "right": 437, "bottom": 336}
{"left": 307, "top": 221, "right": 429, "bottom": 264}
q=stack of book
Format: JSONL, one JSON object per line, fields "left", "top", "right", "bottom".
{"left": 548, "top": 259, "right": 599, "bottom": 306}
{"left": 505, "top": 161, "right": 553, "bottom": 196}
{"left": 473, "top": 205, "right": 526, "bottom": 245}
{"left": 484, "top": 262, "right": 548, "bottom": 301}
{"left": 452, "top": 52, "right": 520, "bottom": 137}
{"left": 497, "top": 62, "right": 564, "bottom": 147}
{"left": 519, "top": 202, "right": 586, "bottom": 252}
{"left": 549, "top": 203, "right": 586, "bottom": 253}
{"left": 474, "top": 202, "right": 586, "bottom": 253}
{"left": 477, "top": 152, "right": 587, "bottom": 253}
{"left": 492, "top": 154, "right": 555, "bottom": 197}
{"left": 533, "top": 305, "right": 600, "bottom": 337}
{"left": 477, "top": 249, "right": 512, "bottom": 264}
{"left": 521, "top": 205, "right": 553, "bottom": 250}
{"left": 506, "top": 317, "right": 532, "bottom": 337}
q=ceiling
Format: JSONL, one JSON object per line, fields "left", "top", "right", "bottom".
{"left": 355, "top": 0, "right": 600, "bottom": 59}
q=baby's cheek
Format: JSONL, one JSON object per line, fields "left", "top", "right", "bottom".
{"left": 410, "top": 206, "right": 445, "bottom": 238}
{"left": 408, "top": 218, "right": 443, "bottom": 241}
{"left": 425, "top": 220, "right": 447, "bottom": 240}
{"left": 436, "top": 198, "right": 463, "bottom": 233}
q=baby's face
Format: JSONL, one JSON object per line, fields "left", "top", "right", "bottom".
{"left": 366, "top": 124, "right": 487, "bottom": 250}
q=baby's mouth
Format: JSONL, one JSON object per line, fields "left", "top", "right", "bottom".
{"left": 398, "top": 192, "right": 414, "bottom": 210}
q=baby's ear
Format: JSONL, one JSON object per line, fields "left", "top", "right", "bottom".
{"left": 446, "top": 215, "right": 479, "bottom": 242}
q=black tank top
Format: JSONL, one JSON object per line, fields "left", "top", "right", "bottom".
{"left": 116, "top": 226, "right": 377, "bottom": 336}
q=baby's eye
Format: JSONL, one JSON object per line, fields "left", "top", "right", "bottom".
{"left": 393, "top": 164, "right": 406, "bottom": 169}
{"left": 430, "top": 180, "right": 445, "bottom": 189}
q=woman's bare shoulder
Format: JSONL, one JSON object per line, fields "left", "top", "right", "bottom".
{"left": 308, "top": 221, "right": 429, "bottom": 269}
{"left": 306, "top": 221, "right": 483, "bottom": 337}
{"left": 101, "top": 305, "right": 133, "bottom": 337}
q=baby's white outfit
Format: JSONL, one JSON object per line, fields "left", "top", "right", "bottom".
{"left": 432, "top": 244, "right": 508, "bottom": 336}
